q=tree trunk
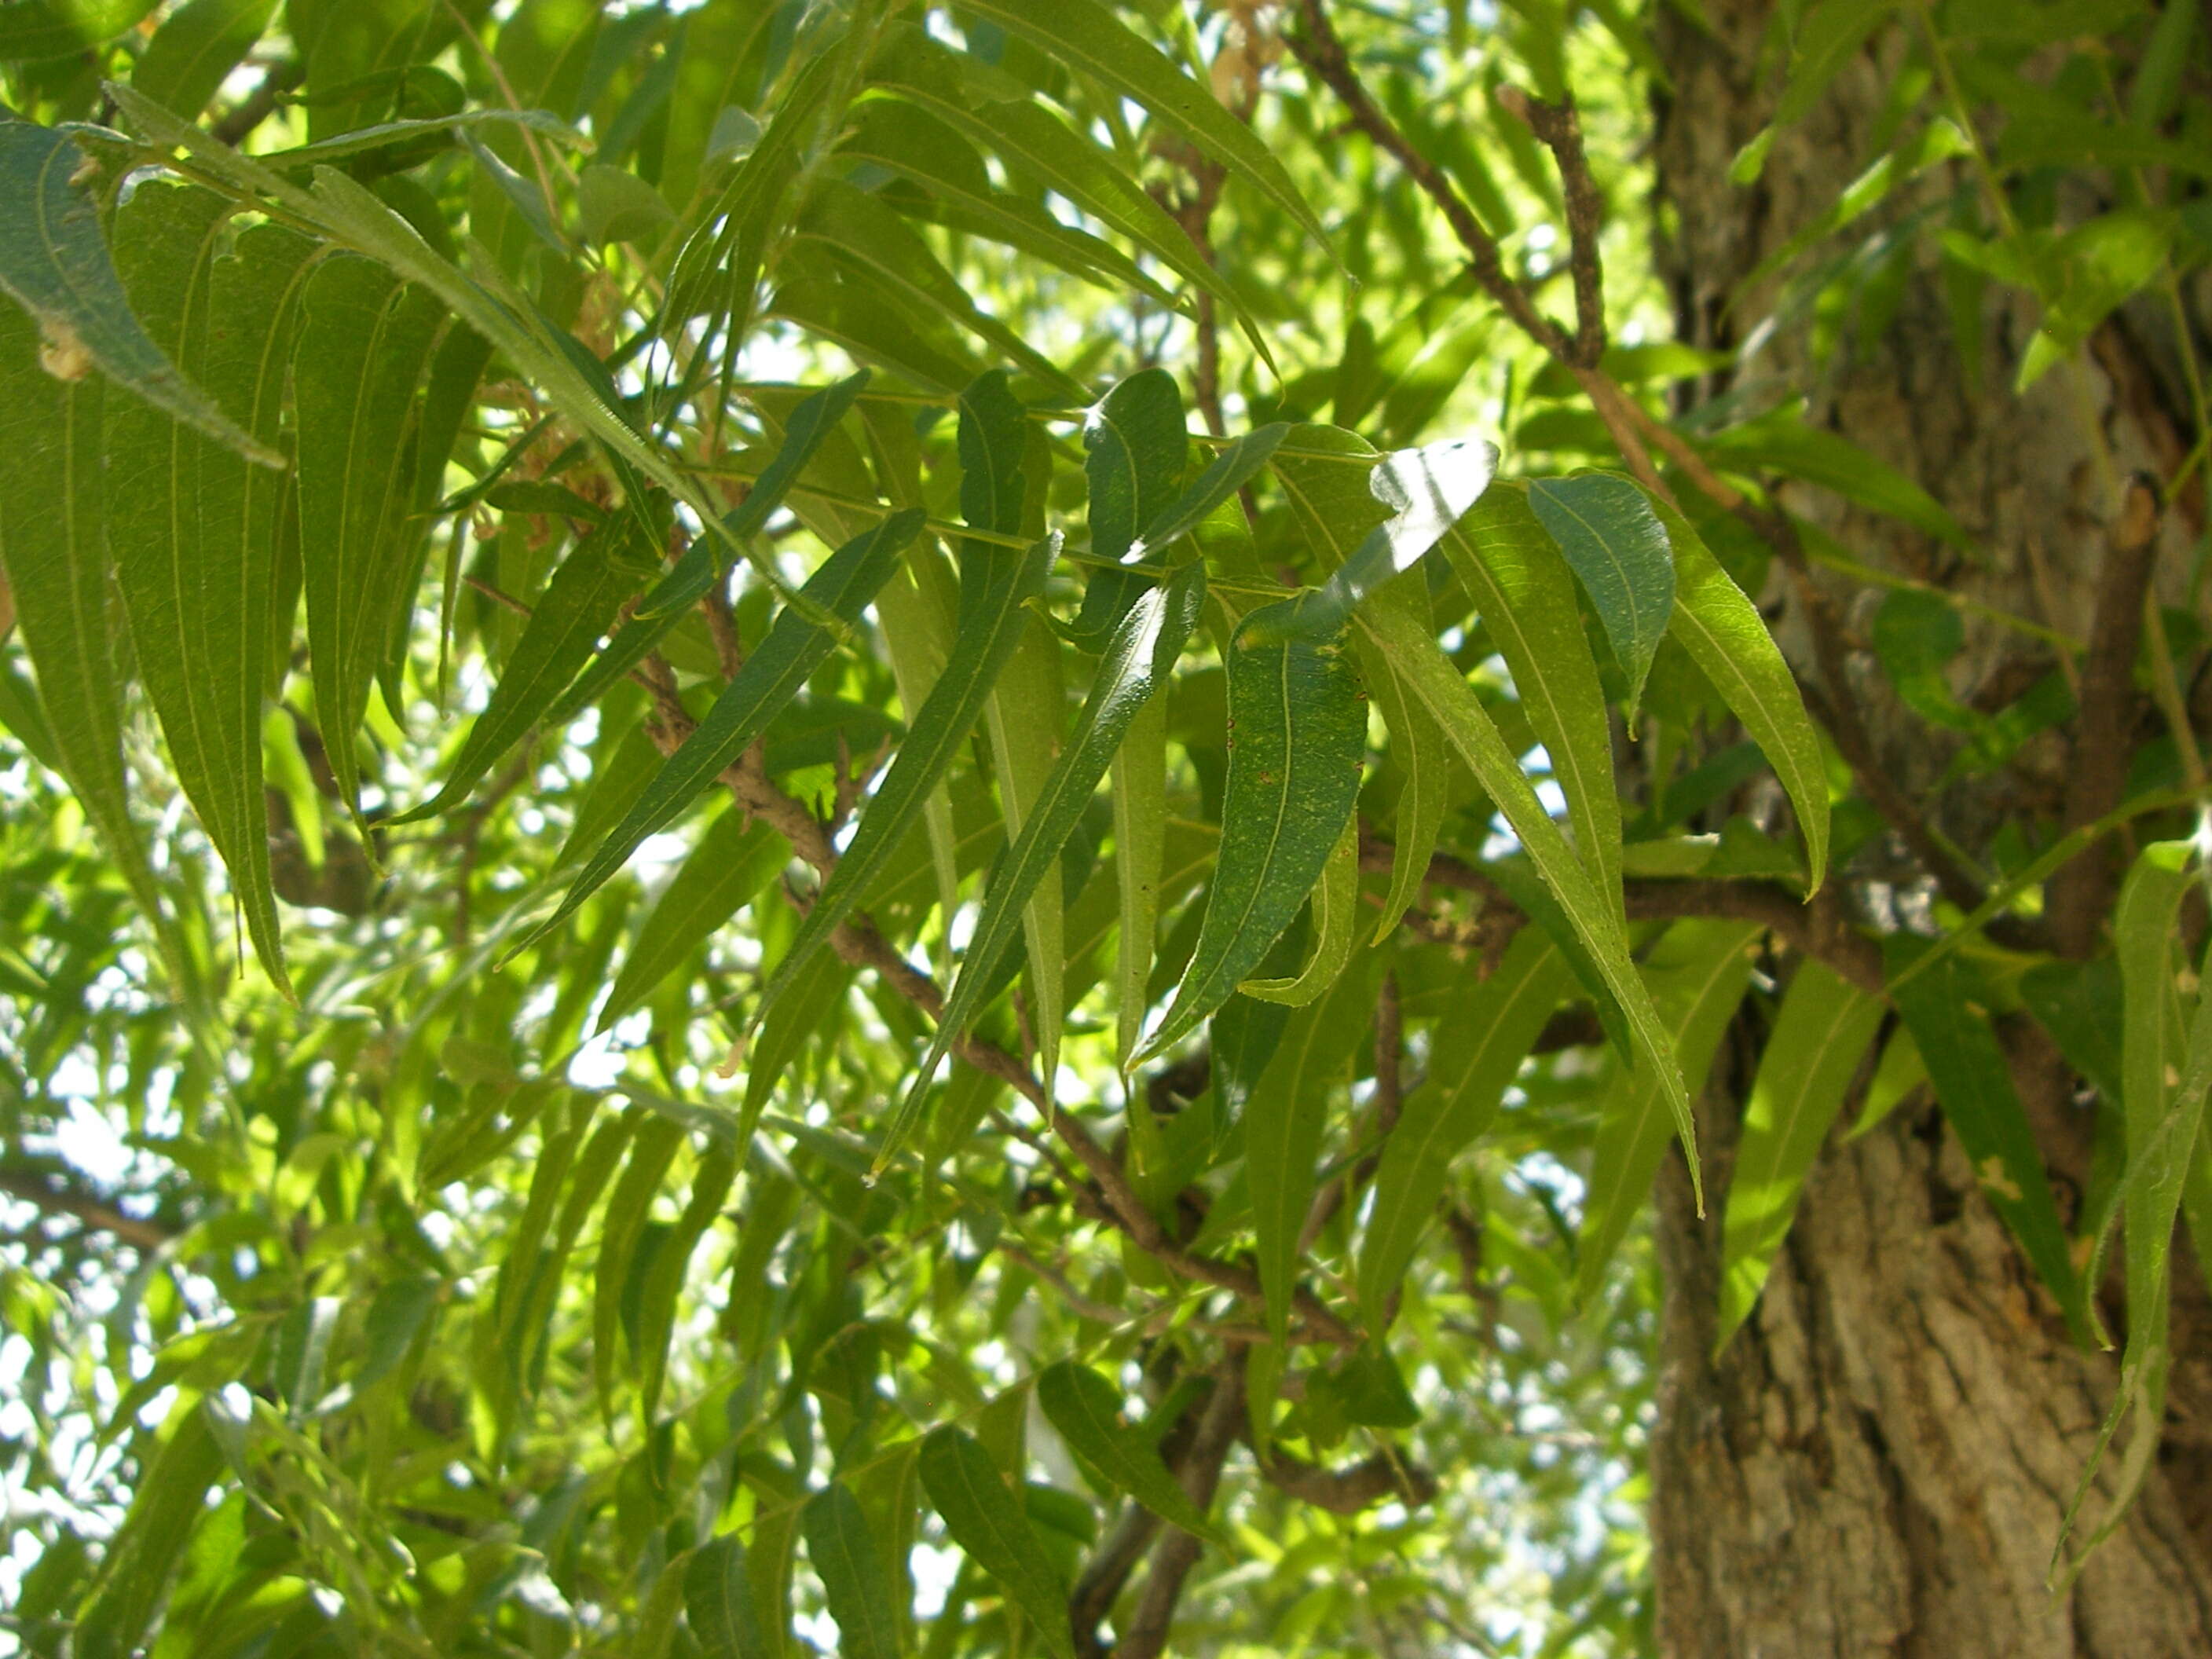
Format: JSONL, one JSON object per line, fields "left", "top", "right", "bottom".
{"left": 1646, "top": 2, "right": 2212, "bottom": 1652}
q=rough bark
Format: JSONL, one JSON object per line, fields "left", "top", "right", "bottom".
{"left": 1646, "top": 1, "right": 2212, "bottom": 1652}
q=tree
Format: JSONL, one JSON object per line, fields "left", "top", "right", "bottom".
{"left": 0, "top": 0, "right": 2205, "bottom": 1654}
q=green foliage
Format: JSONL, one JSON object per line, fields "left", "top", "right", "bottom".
{"left": 1, "top": 0, "right": 2207, "bottom": 1654}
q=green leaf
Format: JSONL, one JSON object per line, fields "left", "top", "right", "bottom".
{"left": 106, "top": 185, "right": 315, "bottom": 994}
{"left": 743, "top": 948, "right": 855, "bottom": 1148}
{"left": 1070, "top": 368, "right": 1189, "bottom": 654}
{"left": 1357, "top": 929, "right": 1576, "bottom": 1318}
{"left": 2020, "top": 957, "right": 2125, "bottom": 1104}
{"left": 1652, "top": 496, "right": 1831, "bottom": 891}
{"left": 1037, "top": 1361, "right": 1225, "bottom": 1544}
{"left": 0, "top": 0, "right": 156, "bottom": 60}
{"left": 134, "top": 0, "right": 279, "bottom": 119}
{"left": 71, "top": 1404, "right": 225, "bottom": 1659}
{"left": 1240, "top": 818, "right": 1359, "bottom": 1007}
{"left": 0, "top": 302, "right": 189, "bottom": 996}
{"left": 687, "top": 1535, "right": 771, "bottom": 1659}
{"left": 634, "top": 1141, "right": 736, "bottom": 1422}
{"left": 600, "top": 811, "right": 789, "bottom": 1032}
{"left": 753, "top": 533, "right": 1059, "bottom": 1031}
{"left": 0, "top": 123, "right": 277, "bottom": 465}
{"left": 961, "top": 0, "right": 1331, "bottom": 260}
{"left": 869, "top": 28, "right": 1260, "bottom": 352}
{"left": 1086, "top": 369, "right": 1188, "bottom": 565}
{"left": 400, "top": 519, "right": 657, "bottom": 823}
{"left": 577, "top": 163, "right": 675, "bottom": 247}
{"left": 1526, "top": 473, "right": 1676, "bottom": 720}
{"left": 799, "top": 182, "right": 1080, "bottom": 399}
{"left": 591, "top": 1115, "right": 687, "bottom": 1418}
{"left": 628, "top": 368, "right": 876, "bottom": 631}
{"left": 526, "top": 511, "right": 915, "bottom": 947}
{"left": 1774, "top": 0, "right": 1899, "bottom": 131}
{"left": 803, "top": 1481, "right": 906, "bottom": 1659}
{"left": 891, "top": 563, "right": 1207, "bottom": 1171}
{"left": 2056, "top": 841, "right": 2206, "bottom": 1577}
{"left": 1113, "top": 692, "right": 1170, "bottom": 1068}
{"left": 1353, "top": 601, "right": 1698, "bottom": 1196}
{"left": 1134, "top": 592, "right": 1367, "bottom": 1062}
{"left": 1209, "top": 988, "right": 1290, "bottom": 1161}
{"left": 1887, "top": 939, "right": 2090, "bottom": 1342}
{"left": 529, "top": 510, "right": 921, "bottom": 946}
{"left": 1576, "top": 920, "right": 1762, "bottom": 1300}
{"left": 1269, "top": 425, "right": 1467, "bottom": 943}
{"left": 840, "top": 101, "right": 1176, "bottom": 306}
{"left": 1247, "top": 950, "right": 1382, "bottom": 1340}
{"left": 918, "top": 1426, "right": 1079, "bottom": 1659}
{"left": 1715, "top": 960, "right": 1885, "bottom": 1347}
{"left": 293, "top": 254, "right": 445, "bottom": 819}
{"left": 1438, "top": 481, "right": 1621, "bottom": 903}
{"left": 1702, "top": 406, "right": 1969, "bottom": 548}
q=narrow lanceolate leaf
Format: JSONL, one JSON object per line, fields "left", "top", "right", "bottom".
{"left": 1240, "top": 818, "right": 1359, "bottom": 1007}
{"left": 532, "top": 511, "right": 922, "bottom": 949}
{"left": 107, "top": 185, "right": 315, "bottom": 994}
{"left": 1071, "top": 368, "right": 1189, "bottom": 653}
{"left": 400, "top": 520, "right": 657, "bottom": 823}
{"left": 1576, "top": 920, "right": 1762, "bottom": 1301}
{"left": 1210, "top": 991, "right": 1290, "bottom": 1161}
{"left": 1357, "top": 930, "right": 1576, "bottom": 1318}
{"left": 1133, "top": 424, "right": 1290, "bottom": 562}
{"left": 918, "top": 1427, "right": 1079, "bottom": 1659}
{"left": 1037, "top": 1361, "right": 1225, "bottom": 1544}
{"left": 686, "top": 1536, "right": 771, "bottom": 1659}
{"left": 71, "top": 1404, "right": 225, "bottom": 1659}
{"left": 962, "top": 0, "right": 1331, "bottom": 260}
{"left": 802, "top": 1483, "right": 904, "bottom": 1659}
{"left": 1715, "top": 960, "right": 1884, "bottom": 1347}
{"left": 634, "top": 1141, "right": 736, "bottom": 1423}
{"left": 0, "top": 123, "right": 276, "bottom": 465}
{"left": 1527, "top": 473, "right": 1676, "bottom": 720}
{"left": 1248, "top": 953, "right": 1381, "bottom": 1341}
{"left": 1113, "top": 692, "right": 1169, "bottom": 1068}
{"left": 599, "top": 814, "right": 789, "bottom": 1032}
{"left": 1888, "top": 940, "right": 2089, "bottom": 1342}
{"left": 1441, "top": 482, "right": 1621, "bottom": 905}
{"left": 888, "top": 564, "right": 1206, "bottom": 1172}
{"left": 0, "top": 305, "right": 185, "bottom": 990}
{"left": 1272, "top": 436, "right": 1498, "bottom": 640}
{"left": 133, "top": 0, "right": 278, "bottom": 119}
{"left": 1653, "top": 496, "right": 1830, "bottom": 890}
{"left": 2057, "top": 842, "right": 2204, "bottom": 1577}
{"left": 984, "top": 622, "right": 1069, "bottom": 1082}
{"left": 753, "top": 533, "right": 1058, "bottom": 1031}
{"left": 1354, "top": 602, "right": 1697, "bottom": 1192}
{"left": 1273, "top": 425, "right": 1460, "bottom": 943}
{"left": 293, "top": 255, "right": 443, "bottom": 818}
{"left": 591, "top": 1115, "right": 687, "bottom": 1418}
{"left": 1135, "top": 599, "right": 1367, "bottom": 1062}
{"left": 636, "top": 370, "right": 875, "bottom": 624}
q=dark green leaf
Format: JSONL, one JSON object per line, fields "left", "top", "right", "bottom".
{"left": 1037, "top": 1361, "right": 1225, "bottom": 1544}
{"left": 918, "top": 1426, "right": 1078, "bottom": 1659}
{"left": 802, "top": 1482, "right": 904, "bottom": 1659}
{"left": 687, "top": 1535, "right": 771, "bottom": 1659}
{"left": 752, "top": 533, "right": 1058, "bottom": 1031}
{"left": 1526, "top": 473, "right": 1676, "bottom": 720}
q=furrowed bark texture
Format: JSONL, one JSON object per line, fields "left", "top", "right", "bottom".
{"left": 1648, "top": 1, "right": 2212, "bottom": 1652}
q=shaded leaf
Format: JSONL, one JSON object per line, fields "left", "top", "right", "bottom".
{"left": 1038, "top": 1361, "right": 1225, "bottom": 1544}
{"left": 1716, "top": 960, "right": 1884, "bottom": 1346}
{"left": 1527, "top": 473, "right": 1675, "bottom": 720}
{"left": 918, "top": 1426, "right": 1079, "bottom": 1659}
{"left": 1357, "top": 930, "right": 1576, "bottom": 1317}
{"left": 802, "top": 1481, "right": 905, "bottom": 1659}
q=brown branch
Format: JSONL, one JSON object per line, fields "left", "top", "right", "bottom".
{"left": 0, "top": 1169, "right": 174, "bottom": 1251}
{"left": 1495, "top": 86, "right": 1606, "bottom": 368}
{"left": 1119, "top": 1356, "right": 1246, "bottom": 1659}
{"left": 211, "top": 57, "right": 305, "bottom": 148}
{"left": 1255, "top": 1445, "right": 1439, "bottom": 1515}
{"left": 2048, "top": 475, "right": 2162, "bottom": 957}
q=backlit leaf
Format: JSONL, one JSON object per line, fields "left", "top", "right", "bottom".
{"left": 1526, "top": 473, "right": 1676, "bottom": 720}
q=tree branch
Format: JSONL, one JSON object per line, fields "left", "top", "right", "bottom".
{"left": 0, "top": 1168, "right": 174, "bottom": 1251}
{"left": 1118, "top": 1357, "right": 1246, "bottom": 1659}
